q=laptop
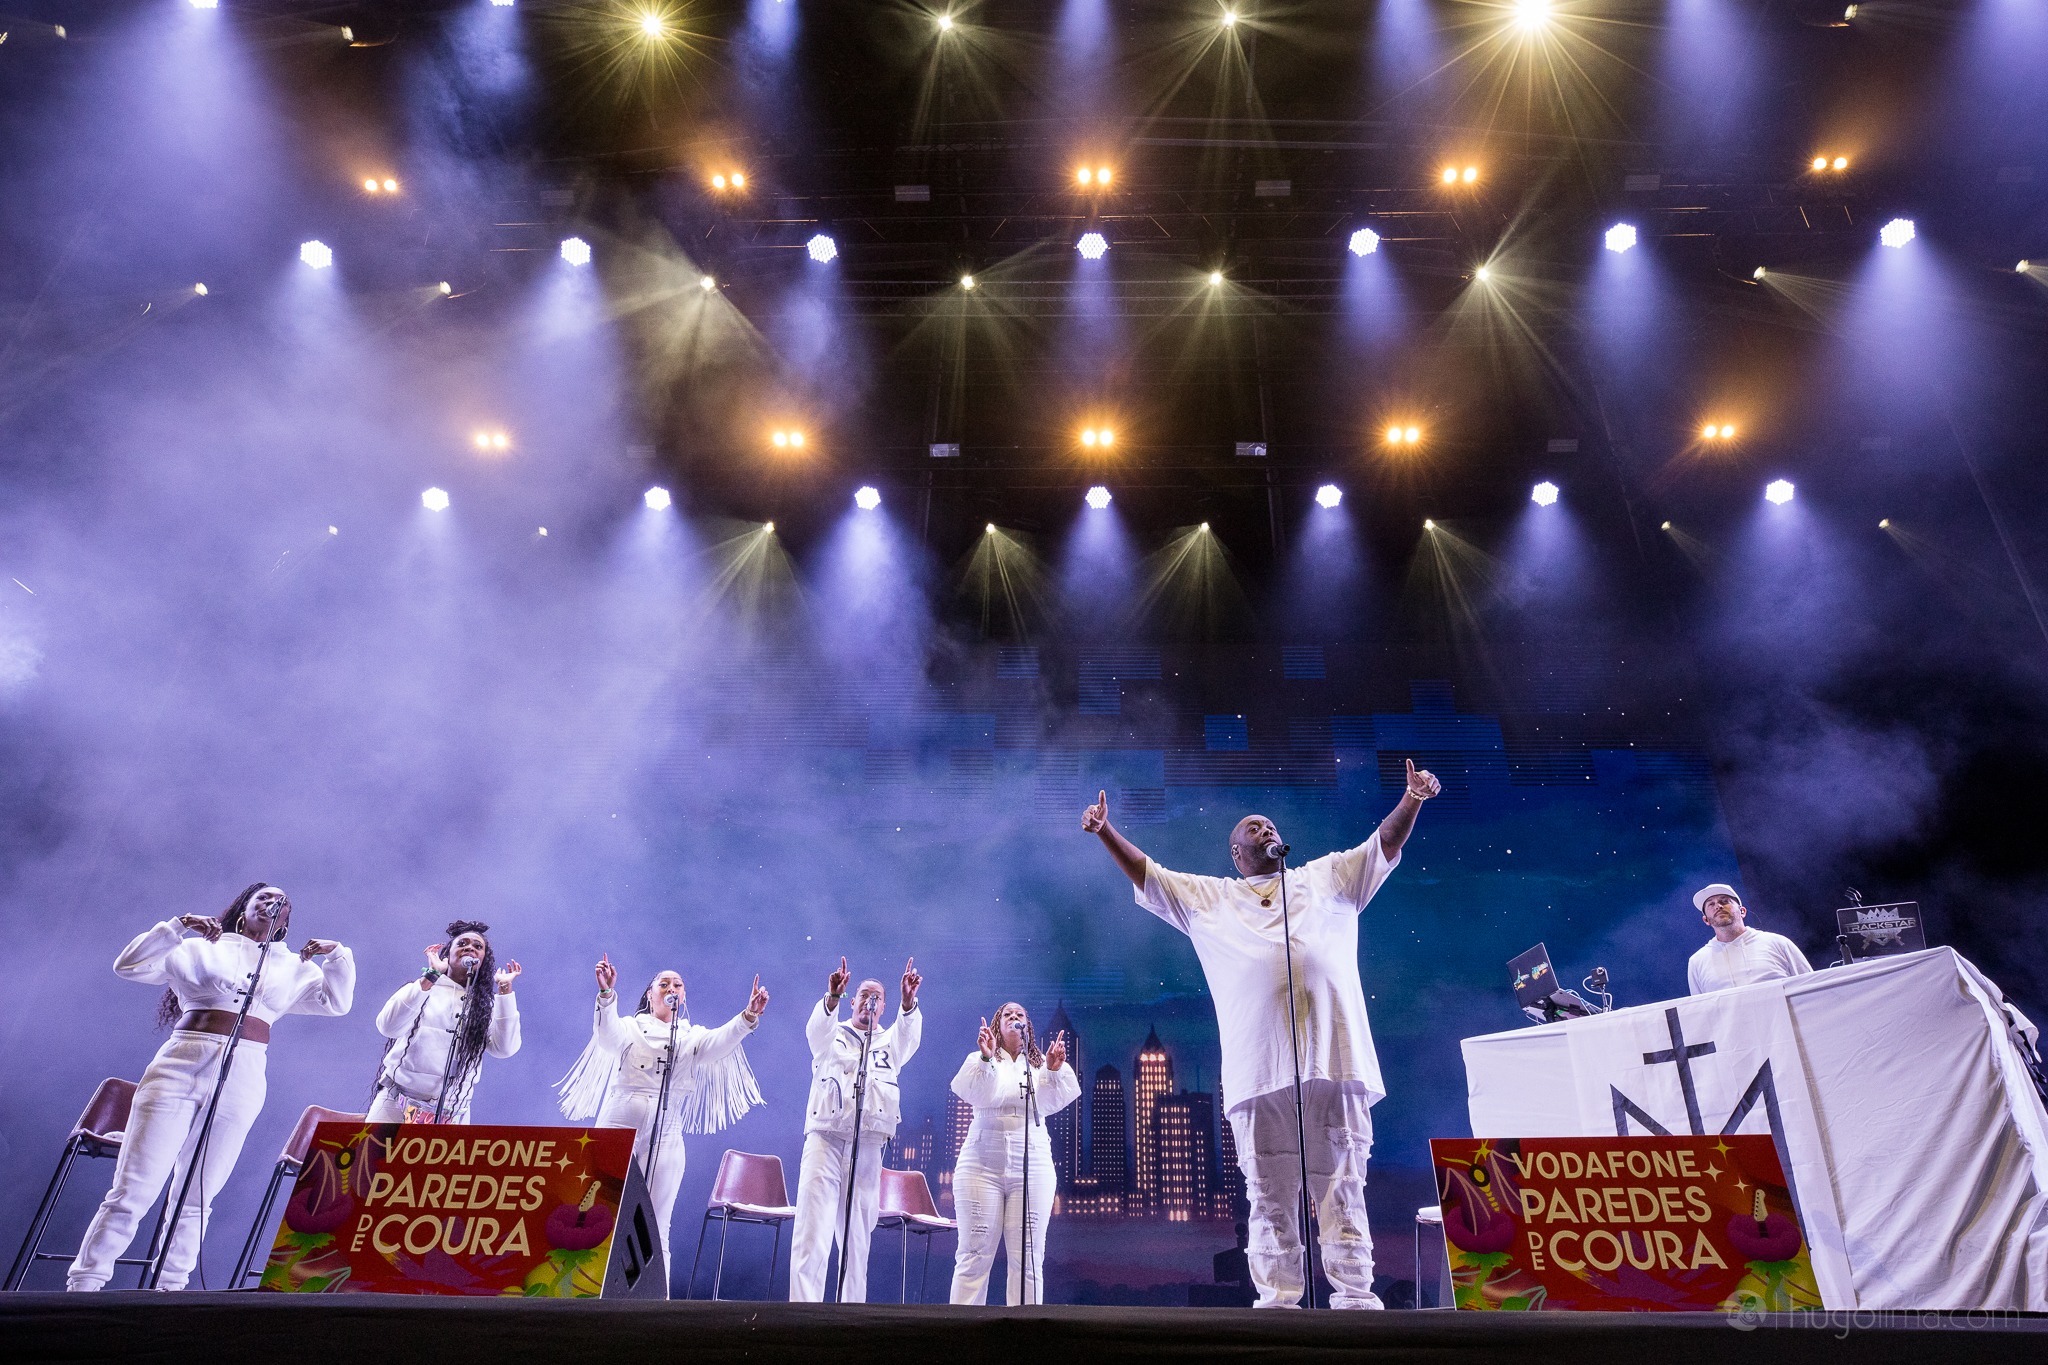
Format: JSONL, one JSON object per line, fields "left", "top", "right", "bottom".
{"left": 1833, "top": 901, "right": 1927, "bottom": 963}
{"left": 1509, "top": 943, "right": 1600, "bottom": 1023}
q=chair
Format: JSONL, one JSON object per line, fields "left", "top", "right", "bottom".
{"left": 1414, "top": 1204, "right": 1448, "bottom": 1309}
{"left": 875, "top": 1168, "right": 955, "bottom": 1304}
{"left": 228, "top": 1105, "right": 365, "bottom": 1287}
{"left": 688, "top": 1150, "right": 796, "bottom": 1300}
{"left": 6, "top": 1078, "right": 167, "bottom": 1291}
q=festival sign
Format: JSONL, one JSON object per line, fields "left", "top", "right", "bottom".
{"left": 1428, "top": 1135, "right": 1819, "bottom": 1312}
{"left": 258, "top": 1122, "right": 665, "bottom": 1298}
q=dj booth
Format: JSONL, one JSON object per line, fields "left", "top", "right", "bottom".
{"left": 1460, "top": 948, "right": 2048, "bottom": 1311}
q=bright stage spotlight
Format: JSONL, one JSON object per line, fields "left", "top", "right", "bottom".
{"left": 1879, "top": 518, "right": 1890, "bottom": 529}
{"left": 363, "top": 178, "right": 379, "bottom": 192}
{"left": 1475, "top": 265, "right": 1492, "bottom": 282}
{"left": 938, "top": 12, "right": 954, "bottom": 32}
{"left": 193, "top": 283, "right": 208, "bottom": 296}
{"left": 1199, "top": 522, "right": 1210, "bottom": 533}
{"left": 763, "top": 521, "right": 775, "bottom": 534}
{"left": 1208, "top": 271, "right": 1223, "bottom": 286}
{"left": 984, "top": 522, "right": 996, "bottom": 535}
{"left": 1348, "top": 227, "right": 1380, "bottom": 257}
{"left": 644, "top": 487, "right": 672, "bottom": 510}
{"left": 1463, "top": 166, "right": 1479, "bottom": 184}
{"left": 299, "top": 240, "right": 333, "bottom": 270}
{"left": 560, "top": 236, "right": 592, "bottom": 266}
{"left": 1604, "top": 223, "right": 1638, "bottom": 254}
{"left": 1315, "top": 484, "right": 1343, "bottom": 509}
{"left": 771, "top": 429, "right": 806, "bottom": 449}
{"left": 639, "top": 13, "right": 663, "bottom": 37}
{"left": 1512, "top": 0, "right": 1551, "bottom": 33}
{"left": 711, "top": 174, "right": 726, "bottom": 189}
{"left": 1720, "top": 424, "right": 1735, "bottom": 439}
{"left": 699, "top": 275, "right": 716, "bottom": 291}
{"left": 1085, "top": 485, "right": 1112, "bottom": 510}
{"left": 1441, "top": 167, "right": 1459, "bottom": 185}
{"left": 438, "top": 281, "right": 453, "bottom": 295}
{"left": 854, "top": 485, "right": 882, "bottom": 511}
{"left": 1424, "top": 519, "right": 1436, "bottom": 530}
{"left": 1077, "top": 232, "right": 1109, "bottom": 260}
{"left": 1221, "top": 7, "right": 1237, "bottom": 25}
{"left": 189, "top": 0, "right": 219, "bottom": 9}
{"left": 491, "top": 0, "right": 513, "bottom": 6}
{"left": 1753, "top": 266, "right": 1768, "bottom": 280}
{"left": 421, "top": 487, "right": 450, "bottom": 511}
{"left": 1765, "top": 479, "right": 1795, "bottom": 505}
{"left": 382, "top": 178, "right": 398, "bottom": 193}
{"left": 1879, "top": 218, "right": 1916, "bottom": 249}
{"left": 1531, "top": 480, "right": 1560, "bottom": 506}
{"left": 1077, "top": 168, "right": 1092, "bottom": 185}
{"left": 2020, "top": 260, "right": 2032, "bottom": 273}
{"left": 1811, "top": 156, "right": 1828, "bottom": 172}
{"left": 807, "top": 234, "right": 838, "bottom": 263}
{"left": 1660, "top": 521, "right": 1672, "bottom": 531}
{"left": 960, "top": 274, "right": 976, "bottom": 290}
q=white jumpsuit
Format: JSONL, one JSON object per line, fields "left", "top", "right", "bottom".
{"left": 947, "top": 1049, "right": 1081, "bottom": 1306}
{"left": 575, "top": 995, "right": 760, "bottom": 1269}
{"left": 789, "top": 1001, "right": 922, "bottom": 1302}
{"left": 365, "top": 975, "right": 522, "bottom": 1124}
{"left": 68, "top": 920, "right": 355, "bottom": 1291}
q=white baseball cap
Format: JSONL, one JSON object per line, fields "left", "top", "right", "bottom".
{"left": 1693, "top": 882, "right": 1741, "bottom": 911}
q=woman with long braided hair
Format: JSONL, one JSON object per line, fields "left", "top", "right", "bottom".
{"left": 947, "top": 1002, "right": 1079, "bottom": 1305}
{"left": 367, "top": 920, "right": 521, "bottom": 1124}
{"left": 69, "top": 883, "right": 353, "bottom": 1290}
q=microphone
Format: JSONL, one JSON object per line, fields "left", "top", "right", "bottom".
{"left": 1263, "top": 841, "right": 1291, "bottom": 861}
{"left": 664, "top": 992, "right": 682, "bottom": 1012}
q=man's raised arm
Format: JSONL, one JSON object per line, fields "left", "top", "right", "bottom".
{"left": 1082, "top": 789, "right": 1149, "bottom": 889}
{"left": 1375, "top": 758, "right": 1441, "bottom": 857}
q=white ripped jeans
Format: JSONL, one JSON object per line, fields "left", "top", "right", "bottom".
{"left": 948, "top": 1138, "right": 1057, "bottom": 1305}
{"left": 1228, "top": 1079, "right": 1381, "bottom": 1309}
{"left": 69, "top": 1031, "right": 269, "bottom": 1291}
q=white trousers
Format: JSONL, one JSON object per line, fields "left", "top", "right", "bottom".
{"left": 597, "top": 1091, "right": 686, "bottom": 1274}
{"left": 788, "top": 1130, "right": 886, "bottom": 1302}
{"left": 69, "top": 1032, "right": 269, "bottom": 1291}
{"left": 365, "top": 1084, "right": 472, "bottom": 1126}
{"left": 1227, "top": 1079, "right": 1381, "bottom": 1309}
{"left": 948, "top": 1146, "right": 1056, "bottom": 1305}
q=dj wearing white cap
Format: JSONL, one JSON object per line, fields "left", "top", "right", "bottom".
{"left": 1687, "top": 883, "right": 1814, "bottom": 995}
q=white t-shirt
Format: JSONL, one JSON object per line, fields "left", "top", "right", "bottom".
{"left": 1136, "top": 832, "right": 1400, "bottom": 1115}
{"left": 1687, "top": 927, "right": 1814, "bottom": 996}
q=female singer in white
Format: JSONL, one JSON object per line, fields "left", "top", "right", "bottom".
{"left": 366, "top": 919, "right": 522, "bottom": 1124}
{"left": 947, "top": 1002, "right": 1080, "bottom": 1306}
{"left": 68, "top": 883, "right": 354, "bottom": 1291}
{"left": 555, "top": 953, "right": 769, "bottom": 1269}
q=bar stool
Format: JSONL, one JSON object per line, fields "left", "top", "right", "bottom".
{"left": 228, "top": 1105, "right": 365, "bottom": 1287}
{"left": 1414, "top": 1203, "right": 1448, "bottom": 1309}
{"left": 6, "top": 1078, "right": 165, "bottom": 1291}
{"left": 875, "top": 1168, "right": 954, "bottom": 1304}
{"left": 688, "top": 1150, "right": 796, "bottom": 1300}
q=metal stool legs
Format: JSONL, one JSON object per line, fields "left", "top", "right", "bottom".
{"left": 688, "top": 1209, "right": 714, "bottom": 1299}
{"left": 228, "top": 1158, "right": 297, "bottom": 1288}
{"left": 6, "top": 1137, "right": 83, "bottom": 1290}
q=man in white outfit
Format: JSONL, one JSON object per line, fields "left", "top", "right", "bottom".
{"left": 789, "top": 956, "right": 922, "bottom": 1302}
{"left": 1082, "top": 758, "right": 1441, "bottom": 1309}
{"left": 1687, "top": 883, "right": 1814, "bottom": 995}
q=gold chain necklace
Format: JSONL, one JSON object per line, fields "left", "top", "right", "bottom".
{"left": 1244, "top": 875, "right": 1282, "bottom": 907}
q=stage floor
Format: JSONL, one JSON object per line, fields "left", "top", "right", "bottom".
{"left": 4, "top": 1295, "right": 2043, "bottom": 1365}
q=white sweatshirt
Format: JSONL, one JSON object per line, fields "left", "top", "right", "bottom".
{"left": 373, "top": 975, "right": 522, "bottom": 1103}
{"left": 115, "top": 919, "right": 355, "bottom": 1024}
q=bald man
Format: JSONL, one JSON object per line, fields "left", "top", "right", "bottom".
{"left": 1082, "top": 759, "right": 1440, "bottom": 1310}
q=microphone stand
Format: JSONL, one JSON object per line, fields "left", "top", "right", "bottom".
{"left": 430, "top": 974, "right": 473, "bottom": 1124}
{"left": 1274, "top": 852, "right": 1317, "bottom": 1309}
{"left": 834, "top": 1018, "right": 874, "bottom": 1303}
{"left": 1019, "top": 1049, "right": 1039, "bottom": 1306}
{"left": 144, "top": 929, "right": 273, "bottom": 1290}
{"left": 644, "top": 998, "right": 683, "bottom": 1199}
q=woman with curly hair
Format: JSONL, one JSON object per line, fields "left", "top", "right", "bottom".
{"left": 555, "top": 954, "right": 770, "bottom": 1270}
{"left": 68, "top": 883, "right": 353, "bottom": 1291}
{"left": 367, "top": 920, "right": 523, "bottom": 1124}
{"left": 947, "top": 1001, "right": 1079, "bottom": 1305}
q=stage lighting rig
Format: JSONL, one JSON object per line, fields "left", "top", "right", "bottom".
{"left": 1765, "top": 480, "right": 1795, "bottom": 505}
{"left": 1879, "top": 218, "right": 1915, "bottom": 249}
{"left": 1079, "top": 427, "right": 1116, "bottom": 449}
{"left": 644, "top": 487, "right": 672, "bottom": 510}
{"left": 1604, "top": 224, "right": 1637, "bottom": 254}
{"left": 808, "top": 234, "right": 838, "bottom": 262}
{"left": 854, "top": 486, "right": 882, "bottom": 511}
{"left": 1085, "top": 486, "right": 1113, "bottom": 510}
{"left": 1077, "top": 232, "right": 1109, "bottom": 260}
{"left": 300, "top": 240, "right": 333, "bottom": 270}
{"left": 560, "top": 237, "right": 592, "bottom": 266}
{"left": 421, "top": 488, "right": 450, "bottom": 511}
{"left": 1315, "top": 485, "right": 1343, "bottom": 509}
{"left": 1348, "top": 228, "right": 1380, "bottom": 257}
{"left": 1531, "top": 481, "right": 1560, "bottom": 506}
{"left": 771, "top": 429, "right": 807, "bottom": 450}
{"left": 1701, "top": 423, "right": 1736, "bottom": 440}
{"left": 1383, "top": 425, "right": 1422, "bottom": 447}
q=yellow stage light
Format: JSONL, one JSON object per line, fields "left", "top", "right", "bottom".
{"left": 961, "top": 274, "right": 975, "bottom": 290}
{"left": 1208, "top": 271, "right": 1223, "bottom": 285}
{"left": 1832, "top": 157, "right": 1848, "bottom": 171}
{"left": 1441, "top": 167, "right": 1459, "bottom": 184}
{"left": 1462, "top": 166, "right": 1478, "bottom": 184}
{"left": 1077, "top": 168, "right": 1093, "bottom": 185}
{"left": 1812, "top": 156, "right": 1828, "bottom": 171}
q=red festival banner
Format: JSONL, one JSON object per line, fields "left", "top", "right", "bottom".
{"left": 258, "top": 1123, "right": 656, "bottom": 1297}
{"left": 1428, "top": 1135, "right": 1821, "bottom": 1313}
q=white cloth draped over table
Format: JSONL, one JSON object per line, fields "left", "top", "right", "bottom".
{"left": 947, "top": 1049, "right": 1081, "bottom": 1305}
{"left": 69, "top": 921, "right": 356, "bottom": 1291}
{"left": 1461, "top": 947, "right": 2048, "bottom": 1311}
